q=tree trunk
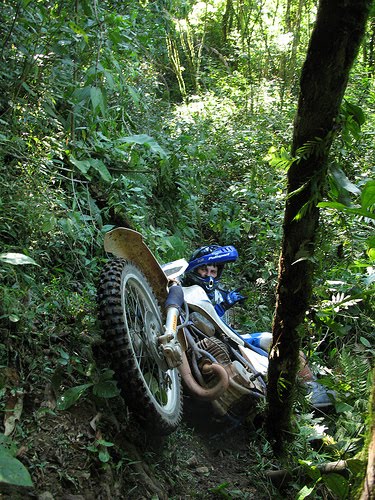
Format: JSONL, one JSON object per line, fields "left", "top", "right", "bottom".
{"left": 360, "top": 367, "right": 375, "bottom": 500}
{"left": 266, "top": 0, "right": 372, "bottom": 450}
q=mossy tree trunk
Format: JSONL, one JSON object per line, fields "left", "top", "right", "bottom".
{"left": 360, "top": 366, "right": 375, "bottom": 500}
{"left": 265, "top": 0, "right": 372, "bottom": 450}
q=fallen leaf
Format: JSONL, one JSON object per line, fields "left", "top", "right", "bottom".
{"left": 4, "top": 390, "right": 24, "bottom": 436}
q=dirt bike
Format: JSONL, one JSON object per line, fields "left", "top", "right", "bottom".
{"left": 97, "top": 228, "right": 269, "bottom": 435}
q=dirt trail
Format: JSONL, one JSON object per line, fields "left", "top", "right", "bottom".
{"left": 0, "top": 393, "right": 277, "bottom": 499}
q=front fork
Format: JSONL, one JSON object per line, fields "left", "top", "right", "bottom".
{"left": 158, "top": 285, "right": 186, "bottom": 369}
{"left": 158, "top": 285, "right": 231, "bottom": 400}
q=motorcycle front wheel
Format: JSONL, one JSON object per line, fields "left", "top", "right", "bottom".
{"left": 97, "top": 258, "right": 183, "bottom": 434}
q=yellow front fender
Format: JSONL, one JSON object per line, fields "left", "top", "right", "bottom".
{"left": 104, "top": 228, "right": 169, "bottom": 306}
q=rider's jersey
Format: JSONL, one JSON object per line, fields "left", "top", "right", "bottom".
{"left": 206, "top": 288, "right": 231, "bottom": 317}
{"left": 207, "top": 288, "right": 227, "bottom": 310}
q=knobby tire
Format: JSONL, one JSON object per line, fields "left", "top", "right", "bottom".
{"left": 97, "top": 258, "right": 183, "bottom": 435}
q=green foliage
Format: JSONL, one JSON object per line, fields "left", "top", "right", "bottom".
{"left": 0, "top": 436, "right": 33, "bottom": 487}
{"left": 0, "top": 0, "right": 374, "bottom": 496}
{"left": 56, "top": 367, "right": 120, "bottom": 410}
{"left": 87, "top": 438, "right": 115, "bottom": 464}
{"left": 296, "top": 465, "right": 350, "bottom": 500}
{"left": 209, "top": 481, "right": 247, "bottom": 499}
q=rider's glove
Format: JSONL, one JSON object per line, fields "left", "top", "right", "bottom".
{"left": 225, "top": 290, "right": 246, "bottom": 307}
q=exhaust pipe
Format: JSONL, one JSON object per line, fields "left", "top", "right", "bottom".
{"left": 177, "top": 351, "right": 229, "bottom": 400}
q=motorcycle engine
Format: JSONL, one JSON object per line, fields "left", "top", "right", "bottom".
{"left": 195, "top": 337, "right": 265, "bottom": 417}
{"left": 196, "top": 337, "right": 231, "bottom": 365}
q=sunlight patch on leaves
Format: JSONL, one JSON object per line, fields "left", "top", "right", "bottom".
{"left": 0, "top": 253, "right": 39, "bottom": 266}
{"left": 118, "top": 134, "right": 168, "bottom": 158}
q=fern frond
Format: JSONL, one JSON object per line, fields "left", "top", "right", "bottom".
{"left": 339, "top": 348, "right": 371, "bottom": 399}
{"left": 296, "top": 137, "right": 327, "bottom": 161}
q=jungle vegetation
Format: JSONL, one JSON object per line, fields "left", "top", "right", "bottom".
{"left": 0, "top": 0, "right": 374, "bottom": 498}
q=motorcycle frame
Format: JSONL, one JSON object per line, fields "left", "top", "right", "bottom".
{"left": 104, "top": 227, "right": 268, "bottom": 403}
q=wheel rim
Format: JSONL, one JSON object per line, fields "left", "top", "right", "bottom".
{"left": 122, "top": 271, "right": 179, "bottom": 415}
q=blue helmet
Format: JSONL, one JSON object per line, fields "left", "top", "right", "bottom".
{"left": 183, "top": 245, "right": 238, "bottom": 293}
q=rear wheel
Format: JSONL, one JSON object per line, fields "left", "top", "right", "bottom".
{"left": 97, "top": 258, "right": 183, "bottom": 434}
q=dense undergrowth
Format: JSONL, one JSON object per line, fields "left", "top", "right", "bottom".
{"left": 0, "top": 0, "right": 374, "bottom": 498}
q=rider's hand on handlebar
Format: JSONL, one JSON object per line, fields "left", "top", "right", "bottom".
{"left": 226, "top": 290, "right": 246, "bottom": 306}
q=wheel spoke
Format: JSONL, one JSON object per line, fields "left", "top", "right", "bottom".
{"left": 123, "top": 276, "right": 176, "bottom": 408}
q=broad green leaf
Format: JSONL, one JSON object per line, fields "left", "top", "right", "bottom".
{"left": 0, "top": 252, "right": 39, "bottom": 266}
{"left": 69, "top": 156, "right": 112, "bottom": 182}
{"left": 210, "top": 482, "right": 230, "bottom": 494}
{"left": 367, "top": 235, "right": 375, "bottom": 248}
{"left": 108, "top": 30, "right": 122, "bottom": 45}
{"left": 101, "top": 225, "right": 115, "bottom": 233}
{"left": 118, "top": 134, "right": 168, "bottom": 158}
{"left": 0, "top": 436, "right": 17, "bottom": 456}
{"left": 96, "top": 132, "right": 110, "bottom": 142}
{"left": 80, "top": 0, "right": 93, "bottom": 16}
{"left": 361, "top": 180, "right": 375, "bottom": 210}
{"left": 56, "top": 384, "right": 93, "bottom": 410}
{"left": 322, "top": 473, "right": 349, "bottom": 499}
{"left": 72, "top": 86, "right": 91, "bottom": 103}
{"left": 296, "top": 485, "right": 316, "bottom": 500}
{"left": 143, "top": 373, "right": 167, "bottom": 404}
{"left": 127, "top": 85, "right": 140, "bottom": 107}
{"left": 302, "top": 463, "right": 321, "bottom": 482}
{"left": 96, "top": 439, "right": 114, "bottom": 447}
{"left": 43, "top": 103, "right": 58, "bottom": 119}
{"left": 144, "top": 373, "right": 159, "bottom": 394}
{"left": 103, "top": 70, "right": 115, "bottom": 89}
{"left": 344, "top": 100, "right": 366, "bottom": 126}
{"left": 360, "top": 336, "right": 372, "bottom": 348}
{"left": 318, "top": 202, "right": 375, "bottom": 220}
{"left": 57, "top": 348, "right": 70, "bottom": 360}
{"left": 92, "top": 380, "right": 120, "bottom": 398}
{"left": 69, "top": 156, "right": 91, "bottom": 174}
{"left": 21, "top": 82, "right": 36, "bottom": 97}
{"left": 98, "top": 449, "right": 111, "bottom": 463}
{"left": 88, "top": 159, "right": 112, "bottom": 182}
{"left": 99, "top": 369, "right": 116, "bottom": 381}
{"left": 318, "top": 201, "right": 348, "bottom": 210}
{"left": 41, "top": 216, "right": 57, "bottom": 232}
{"left": 90, "top": 86, "right": 105, "bottom": 115}
{"left": 346, "top": 458, "right": 364, "bottom": 475}
{"left": 0, "top": 447, "right": 33, "bottom": 487}
{"left": 330, "top": 166, "right": 360, "bottom": 195}
{"left": 335, "top": 401, "right": 354, "bottom": 413}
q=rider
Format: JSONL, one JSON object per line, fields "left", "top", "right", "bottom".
{"left": 181, "top": 244, "right": 272, "bottom": 352}
{"left": 181, "top": 244, "right": 334, "bottom": 409}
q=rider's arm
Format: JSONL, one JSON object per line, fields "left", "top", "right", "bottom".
{"left": 214, "top": 302, "right": 226, "bottom": 317}
{"left": 218, "top": 288, "right": 246, "bottom": 312}
{"left": 213, "top": 288, "right": 246, "bottom": 316}
{"left": 211, "top": 289, "right": 227, "bottom": 317}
